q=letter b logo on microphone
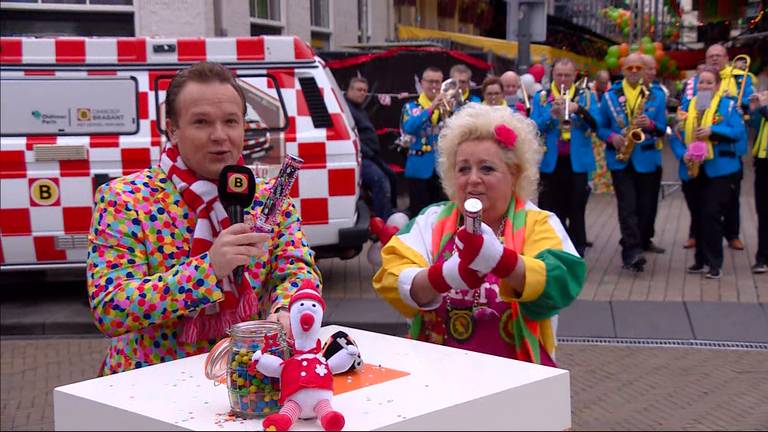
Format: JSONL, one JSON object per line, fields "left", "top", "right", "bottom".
{"left": 227, "top": 172, "right": 248, "bottom": 194}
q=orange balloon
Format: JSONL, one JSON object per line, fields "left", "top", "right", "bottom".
{"left": 653, "top": 42, "right": 663, "bottom": 51}
{"left": 618, "top": 57, "right": 625, "bottom": 69}
{"left": 654, "top": 50, "right": 665, "bottom": 62}
{"left": 619, "top": 43, "right": 630, "bottom": 57}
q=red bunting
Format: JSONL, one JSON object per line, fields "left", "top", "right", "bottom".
{"left": 324, "top": 46, "right": 491, "bottom": 71}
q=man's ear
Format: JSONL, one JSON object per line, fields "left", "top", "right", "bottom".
{"left": 165, "top": 118, "right": 176, "bottom": 143}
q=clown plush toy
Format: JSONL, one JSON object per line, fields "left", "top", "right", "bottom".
{"left": 250, "top": 281, "right": 359, "bottom": 431}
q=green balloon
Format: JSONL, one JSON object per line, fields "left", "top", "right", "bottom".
{"left": 631, "top": 43, "right": 639, "bottom": 52}
{"left": 650, "top": 16, "right": 656, "bottom": 25}
{"left": 641, "top": 36, "right": 652, "bottom": 45}
{"left": 607, "top": 46, "right": 620, "bottom": 57}
{"left": 623, "top": 27, "right": 630, "bottom": 36}
{"left": 643, "top": 43, "right": 655, "bottom": 55}
{"left": 606, "top": 57, "right": 619, "bottom": 69}
{"left": 660, "top": 56, "right": 670, "bottom": 68}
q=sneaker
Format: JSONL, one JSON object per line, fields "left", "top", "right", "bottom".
{"left": 752, "top": 262, "right": 768, "bottom": 274}
{"left": 683, "top": 238, "right": 696, "bottom": 249}
{"left": 643, "top": 242, "right": 666, "bottom": 254}
{"left": 623, "top": 254, "right": 646, "bottom": 272}
{"left": 728, "top": 239, "right": 745, "bottom": 250}
{"left": 687, "top": 263, "right": 706, "bottom": 273}
{"left": 705, "top": 268, "right": 721, "bottom": 279}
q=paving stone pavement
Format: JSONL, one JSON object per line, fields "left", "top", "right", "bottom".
{"left": 2, "top": 336, "right": 767, "bottom": 431}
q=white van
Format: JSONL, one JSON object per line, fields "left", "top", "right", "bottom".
{"left": 0, "top": 35, "right": 369, "bottom": 270}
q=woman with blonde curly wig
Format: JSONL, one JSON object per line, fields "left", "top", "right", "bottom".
{"left": 373, "top": 104, "right": 586, "bottom": 365}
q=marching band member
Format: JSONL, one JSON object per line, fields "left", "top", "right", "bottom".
{"left": 531, "top": 58, "right": 599, "bottom": 257}
{"left": 748, "top": 90, "right": 768, "bottom": 274}
{"left": 481, "top": 76, "right": 507, "bottom": 107}
{"left": 500, "top": 70, "right": 528, "bottom": 115}
{"left": 449, "top": 64, "right": 482, "bottom": 105}
{"left": 670, "top": 66, "right": 747, "bottom": 279}
{"left": 693, "top": 44, "right": 755, "bottom": 251}
{"left": 597, "top": 53, "right": 667, "bottom": 271}
{"left": 401, "top": 66, "right": 449, "bottom": 216}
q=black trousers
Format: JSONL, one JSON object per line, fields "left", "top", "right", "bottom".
{"left": 723, "top": 164, "right": 743, "bottom": 241}
{"left": 694, "top": 172, "right": 739, "bottom": 270}
{"left": 407, "top": 172, "right": 446, "bottom": 217}
{"left": 643, "top": 166, "right": 662, "bottom": 246}
{"left": 539, "top": 157, "right": 589, "bottom": 256}
{"left": 756, "top": 158, "right": 768, "bottom": 264}
{"left": 682, "top": 177, "right": 702, "bottom": 246}
{"left": 611, "top": 165, "right": 660, "bottom": 265}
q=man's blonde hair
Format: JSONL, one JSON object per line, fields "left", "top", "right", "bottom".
{"left": 437, "top": 103, "right": 543, "bottom": 202}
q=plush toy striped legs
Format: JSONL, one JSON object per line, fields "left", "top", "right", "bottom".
{"left": 314, "top": 399, "right": 345, "bottom": 431}
{"left": 262, "top": 400, "right": 299, "bottom": 431}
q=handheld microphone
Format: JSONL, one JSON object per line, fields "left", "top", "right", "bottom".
{"left": 218, "top": 165, "right": 257, "bottom": 284}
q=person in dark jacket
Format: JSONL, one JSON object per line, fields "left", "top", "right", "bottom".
{"left": 346, "top": 77, "right": 399, "bottom": 219}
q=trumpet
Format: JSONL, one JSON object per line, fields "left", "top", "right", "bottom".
{"left": 437, "top": 78, "right": 463, "bottom": 119}
{"left": 617, "top": 84, "right": 649, "bottom": 162}
{"left": 560, "top": 84, "right": 572, "bottom": 140}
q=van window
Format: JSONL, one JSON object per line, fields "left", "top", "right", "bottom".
{"left": 153, "top": 73, "right": 289, "bottom": 134}
{"left": 0, "top": 77, "right": 139, "bottom": 136}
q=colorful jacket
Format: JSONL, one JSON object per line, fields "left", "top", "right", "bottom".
{"left": 531, "top": 86, "right": 600, "bottom": 173}
{"left": 670, "top": 98, "right": 747, "bottom": 181}
{"left": 87, "top": 166, "right": 320, "bottom": 375}
{"left": 597, "top": 81, "right": 667, "bottom": 173}
{"left": 401, "top": 98, "right": 443, "bottom": 179}
{"left": 372, "top": 199, "right": 586, "bottom": 362}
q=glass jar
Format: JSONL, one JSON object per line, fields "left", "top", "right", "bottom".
{"left": 204, "top": 320, "right": 291, "bottom": 418}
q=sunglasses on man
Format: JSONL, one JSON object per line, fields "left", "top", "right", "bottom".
{"left": 623, "top": 65, "right": 643, "bottom": 73}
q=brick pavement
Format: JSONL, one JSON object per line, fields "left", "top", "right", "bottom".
{"left": 2, "top": 336, "right": 767, "bottom": 431}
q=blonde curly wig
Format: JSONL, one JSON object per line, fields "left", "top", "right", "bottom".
{"left": 437, "top": 103, "right": 543, "bottom": 202}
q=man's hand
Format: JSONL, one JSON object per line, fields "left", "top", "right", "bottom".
{"left": 568, "top": 102, "right": 580, "bottom": 114}
{"left": 610, "top": 133, "right": 626, "bottom": 150}
{"left": 694, "top": 127, "right": 711, "bottom": 140}
{"left": 430, "top": 92, "right": 446, "bottom": 109}
{"left": 209, "top": 224, "right": 270, "bottom": 280}
{"left": 551, "top": 97, "right": 565, "bottom": 119}
{"left": 634, "top": 114, "right": 651, "bottom": 128}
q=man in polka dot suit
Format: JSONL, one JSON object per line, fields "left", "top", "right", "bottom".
{"left": 87, "top": 62, "right": 321, "bottom": 375}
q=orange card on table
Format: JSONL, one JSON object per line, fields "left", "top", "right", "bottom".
{"left": 332, "top": 364, "right": 410, "bottom": 395}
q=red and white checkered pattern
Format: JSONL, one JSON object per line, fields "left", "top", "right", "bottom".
{"left": 0, "top": 36, "right": 357, "bottom": 266}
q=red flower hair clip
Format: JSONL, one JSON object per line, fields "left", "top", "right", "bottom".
{"left": 494, "top": 124, "right": 517, "bottom": 150}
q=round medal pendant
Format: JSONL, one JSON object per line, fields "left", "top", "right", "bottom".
{"left": 448, "top": 309, "right": 474, "bottom": 342}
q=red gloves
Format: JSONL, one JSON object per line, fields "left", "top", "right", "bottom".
{"left": 456, "top": 224, "right": 519, "bottom": 279}
{"left": 427, "top": 254, "right": 484, "bottom": 293}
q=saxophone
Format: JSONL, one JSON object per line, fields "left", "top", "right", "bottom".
{"left": 617, "top": 85, "right": 649, "bottom": 162}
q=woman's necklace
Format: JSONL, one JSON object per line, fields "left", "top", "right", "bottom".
{"left": 445, "top": 217, "right": 506, "bottom": 343}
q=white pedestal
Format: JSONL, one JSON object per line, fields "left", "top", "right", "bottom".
{"left": 54, "top": 325, "right": 571, "bottom": 430}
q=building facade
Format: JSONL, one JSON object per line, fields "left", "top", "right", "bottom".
{"left": 0, "top": 0, "right": 396, "bottom": 50}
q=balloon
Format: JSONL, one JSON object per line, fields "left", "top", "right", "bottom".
{"left": 606, "top": 57, "right": 618, "bottom": 69}
{"left": 654, "top": 50, "right": 665, "bottom": 62}
{"left": 529, "top": 63, "right": 546, "bottom": 83}
{"left": 607, "top": 45, "right": 620, "bottom": 57}
{"left": 619, "top": 57, "right": 625, "bottom": 69}
{"left": 660, "top": 56, "right": 670, "bottom": 68}
{"left": 641, "top": 36, "right": 652, "bottom": 45}
{"left": 654, "top": 42, "right": 663, "bottom": 52}
{"left": 619, "top": 43, "right": 630, "bottom": 56}
{"left": 623, "top": 27, "right": 630, "bottom": 36}
{"left": 643, "top": 43, "right": 655, "bottom": 55}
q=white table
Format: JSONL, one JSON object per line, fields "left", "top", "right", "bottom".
{"left": 54, "top": 325, "right": 571, "bottom": 430}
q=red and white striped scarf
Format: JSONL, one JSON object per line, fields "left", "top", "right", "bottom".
{"left": 160, "top": 144, "right": 258, "bottom": 344}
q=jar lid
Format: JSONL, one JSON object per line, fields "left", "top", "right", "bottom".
{"left": 204, "top": 337, "right": 231, "bottom": 384}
